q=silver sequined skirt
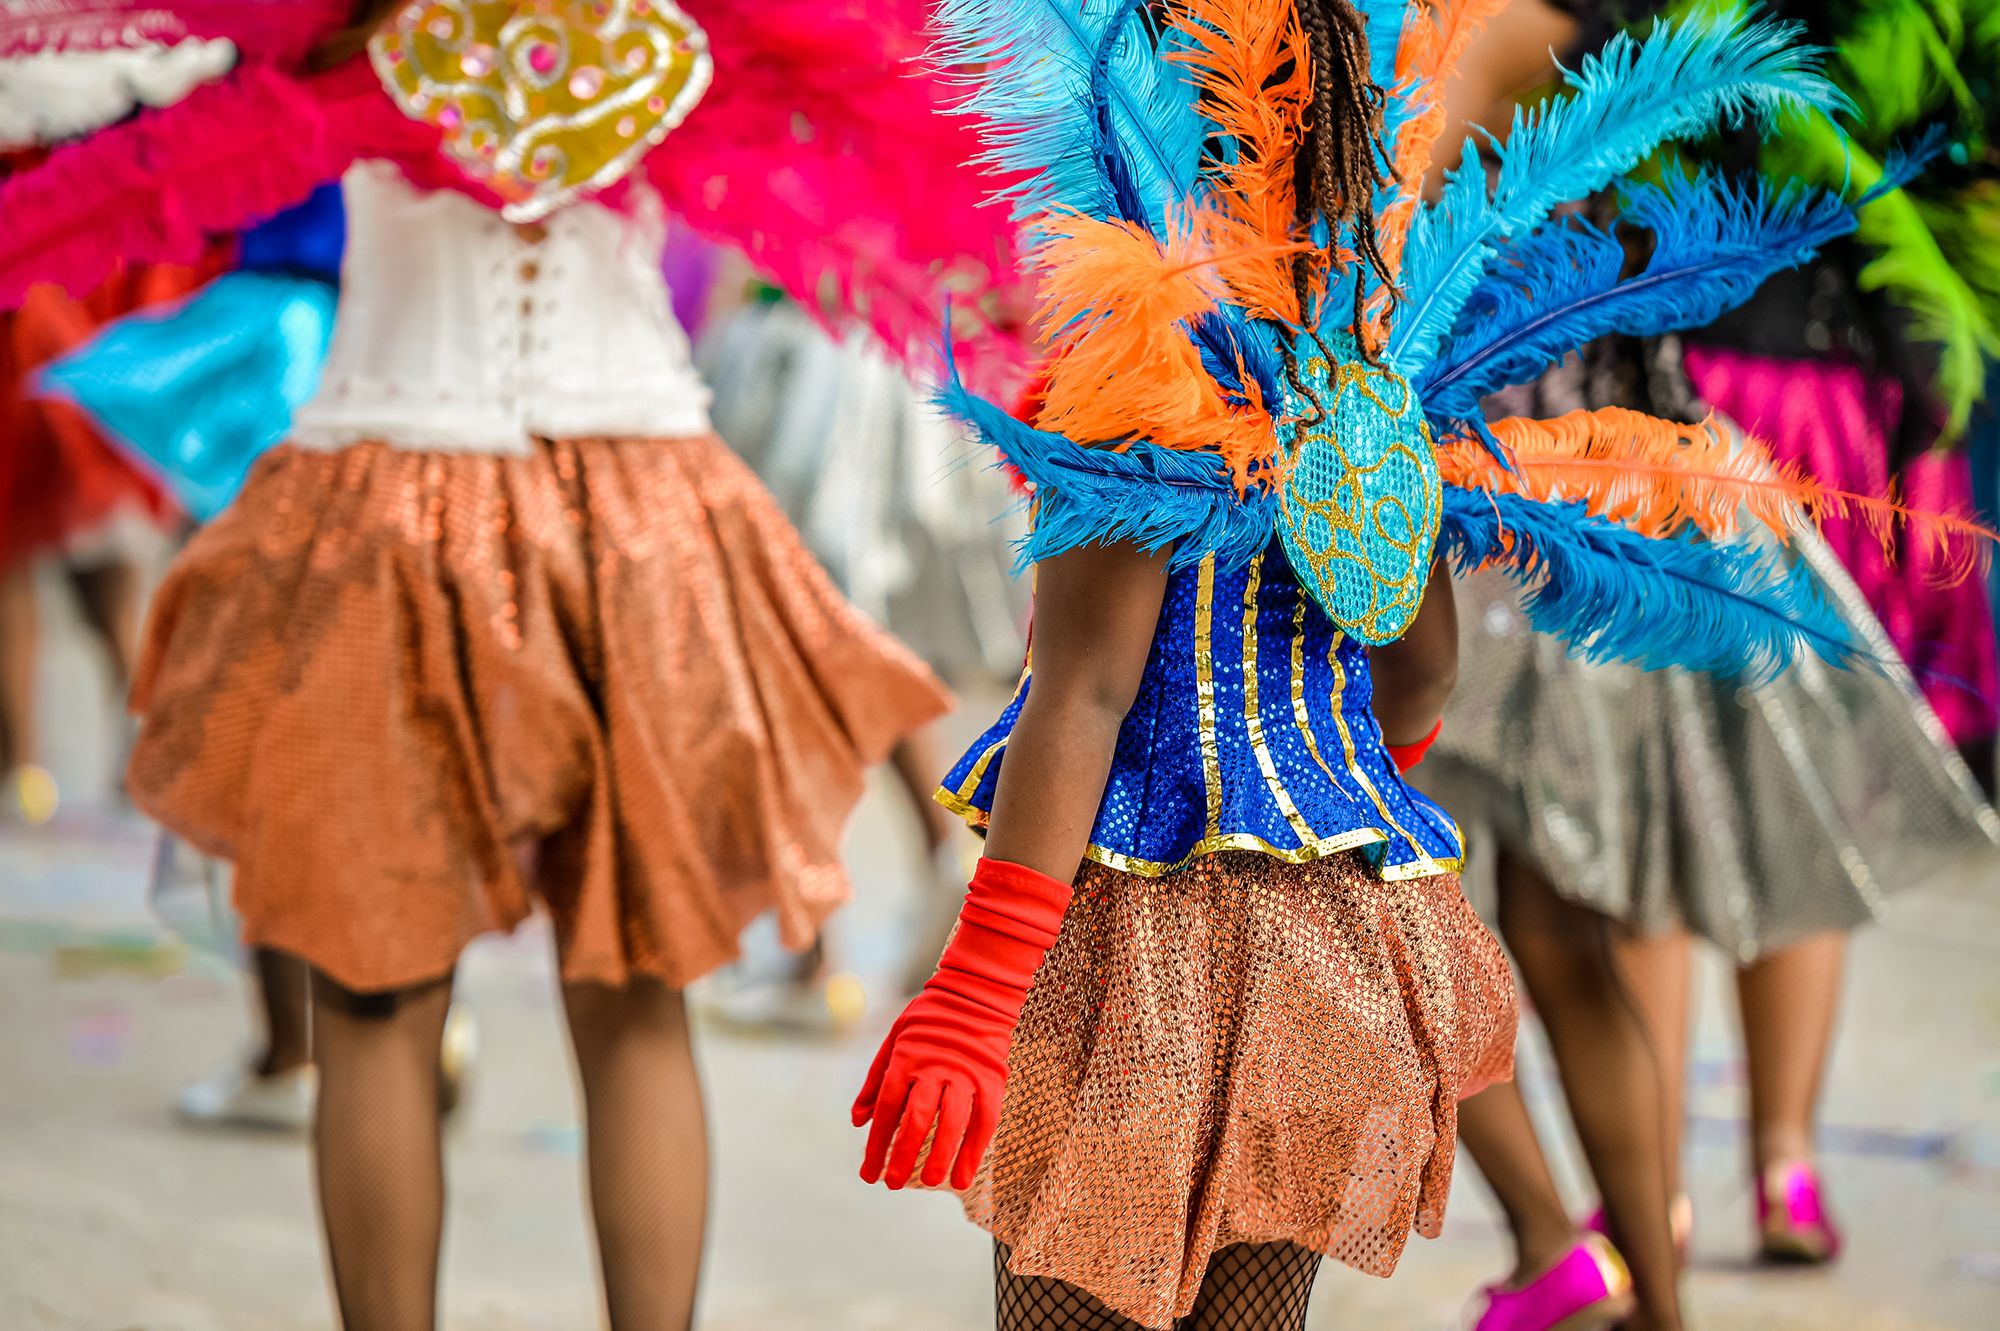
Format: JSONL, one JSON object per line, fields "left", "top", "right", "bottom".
{"left": 1411, "top": 531, "right": 2000, "bottom": 962}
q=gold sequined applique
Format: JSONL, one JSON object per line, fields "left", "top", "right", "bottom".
{"left": 372, "top": 0, "right": 713, "bottom": 222}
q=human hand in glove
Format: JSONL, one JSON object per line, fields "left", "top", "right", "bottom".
{"left": 851, "top": 857, "right": 1071, "bottom": 1191}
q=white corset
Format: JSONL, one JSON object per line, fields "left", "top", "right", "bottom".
{"left": 291, "top": 160, "right": 712, "bottom": 453}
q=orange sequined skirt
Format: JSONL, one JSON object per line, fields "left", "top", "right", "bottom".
{"left": 963, "top": 851, "right": 1516, "bottom": 1328}
{"left": 128, "top": 437, "right": 950, "bottom": 993}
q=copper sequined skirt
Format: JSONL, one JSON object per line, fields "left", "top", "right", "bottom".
{"left": 128, "top": 437, "right": 950, "bottom": 993}
{"left": 961, "top": 851, "right": 1517, "bottom": 1329}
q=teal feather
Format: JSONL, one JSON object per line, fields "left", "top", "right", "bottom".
{"left": 933, "top": 0, "right": 1204, "bottom": 230}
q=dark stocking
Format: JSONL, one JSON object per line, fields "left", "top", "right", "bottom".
{"left": 891, "top": 727, "right": 960, "bottom": 852}
{"left": 309, "top": 970, "right": 455, "bottom": 1331}
{"left": 996, "top": 1242, "right": 1323, "bottom": 1331}
{"left": 562, "top": 979, "right": 709, "bottom": 1331}
{"left": 66, "top": 556, "right": 142, "bottom": 694}
{"left": 254, "top": 947, "right": 313, "bottom": 1076}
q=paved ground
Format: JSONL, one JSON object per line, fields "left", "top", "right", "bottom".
{"left": 4, "top": 564, "right": 2000, "bottom": 1329}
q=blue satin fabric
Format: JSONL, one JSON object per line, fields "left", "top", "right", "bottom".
{"left": 37, "top": 187, "right": 345, "bottom": 520}
{"left": 39, "top": 272, "right": 336, "bottom": 521}
{"left": 939, "top": 543, "right": 1463, "bottom": 880}
{"left": 238, "top": 183, "right": 346, "bottom": 281}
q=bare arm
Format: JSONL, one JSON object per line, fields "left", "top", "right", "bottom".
{"left": 981, "top": 540, "right": 1171, "bottom": 882}
{"left": 1429, "top": 0, "right": 1581, "bottom": 180}
{"left": 1366, "top": 558, "right": 1458, "bottom": 745}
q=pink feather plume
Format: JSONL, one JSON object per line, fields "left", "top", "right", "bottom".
{"left": 0, "top": 59, "right": 443, "bottom": 308}
{"left": 647, "top": 0, "right": 1029, "bottom": 392}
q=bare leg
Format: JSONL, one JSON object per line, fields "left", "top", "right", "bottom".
{"left": 1498, "top": 852, "right": 1686, "bottom": 1331}
{"left": 254, "top": 947, "right": 313, "bottom": 1076}
{"left": 310, "top": 971, "right": 455, "bottom": 1331}
{"left": 1617, "top": 921, "right": 1695, "bottom": 1214}
{"left": 0, "top": 565, "right": 39, "bottom": 772}
{"left": 562, "top": 979, "right": 709, "bottom": 1331}
{"left": 890, "top": 727, "right": 959, "bottom": 852}
{"left": 1458, "top": 1079, "right": 1586, "bottom": 1281}
{"left": 1736, "top": 933, "right": 1845, "bottom": 1173}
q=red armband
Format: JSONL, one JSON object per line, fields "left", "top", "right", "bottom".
{"left": 1387, "top": 720, "right": 1443, "bottom": 772}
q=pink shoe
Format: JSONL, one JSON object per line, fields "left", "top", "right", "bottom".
{"left": 1470, "top": 1233, "right": 1635, "bottom": 1331}
{"left": 1581, "top": 1194, "right": 1693, "bottom": 1267}
{"left": 1756, "top": 1160, "right": 1843, "bottom": 1264}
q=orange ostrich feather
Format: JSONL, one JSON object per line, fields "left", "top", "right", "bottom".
{"left": 1030, "top": 206, "right": 1296, "bottom": 487}
{"left": 1439, "top": 408, "right": 1997, "bottom": 579}
{"left": 1166, "top": 0, "right": 1322, "bottom": 326}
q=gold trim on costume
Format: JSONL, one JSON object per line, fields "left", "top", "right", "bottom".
{"left": 1194, "top": 555, "right": 1224, "bottom": 839}
{"left": 1326, "top": 630, "right": 1439, "bottom": 869}
{"left": 933, "top": 780, "right": 1392, "bottom": 878}
{"left": 1289, "top": 590, "right": 1352, "bottom": 796}
{"left": 943, "top": 667, "right": 1030, "bottom": 808}
{"left": 1241, "top": 554, "right": 1321, "bottom": 848}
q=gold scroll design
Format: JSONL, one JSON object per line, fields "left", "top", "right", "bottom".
{"left": 1276, "top": 356, "right": 1443, "bottom": 645}
{"left": 372, "top": 0, "right": 713, "bottom": 223}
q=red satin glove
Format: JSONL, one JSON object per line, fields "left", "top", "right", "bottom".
{"left": 1387, "top": 719, "right": 1443, "bottom": 772}
{"left": 852, "top": 857, "right": 1071, "bottom": 1190}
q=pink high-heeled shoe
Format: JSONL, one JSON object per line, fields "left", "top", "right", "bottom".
{"left": 1469, "top": 1233, "right": 1635, "bottom": 1331}
{"left": 1756, "top": 1160, "right": 1843, "bottom": 1264}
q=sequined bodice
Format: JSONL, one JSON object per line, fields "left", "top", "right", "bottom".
{"left": 940, "top": 546, "right": 1462, "bottom": 880}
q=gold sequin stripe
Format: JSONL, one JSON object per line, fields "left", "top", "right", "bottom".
{"left": 937, "top": 666, "right": 1031, "bottom": 812}
{"left": 1194, "top": 555, "right": 1225, "bottom": 839}
{"left": 1291, "top": 591, "right": 1354, "bottom": 796}
{"left": 1240, "top": 553, "right": 1323, "bottom": 849}
{"left": 1326, "top": 629, "right": 1450, "bottom": 873}
{"left": 930, "top": 783, "right": 1390, "bottom": 878}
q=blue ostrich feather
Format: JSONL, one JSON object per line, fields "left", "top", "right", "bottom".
{"left": 1391, "top": 11, "right": 1847, "bottom": 373}
{"left": 1439, "top": 489, "right": 1858, "bottom": 682}
{"left": 934, "top": 0, "right": 1204, "bottom": 231}
{"left": 1417, "top": 131, "right": 1943, "bottom": 425}
{"left": 934, "top": 344, "right": 1274, "bottom": 571}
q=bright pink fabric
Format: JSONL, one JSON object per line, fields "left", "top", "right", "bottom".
{"left": 1685, "top": 345, "right": 1999, "bottom": 745}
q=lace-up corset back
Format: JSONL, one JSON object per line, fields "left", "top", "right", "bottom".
{"left": 290, "top": 160, "right": 711, "bottom": 453}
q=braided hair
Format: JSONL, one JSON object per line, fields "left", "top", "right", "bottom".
{"left": 1289, "top": 0, "right": 1395, "bottom": 378}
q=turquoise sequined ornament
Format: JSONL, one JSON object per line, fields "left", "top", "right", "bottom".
{"left": 1276, "top": 334, "right": 1443, "bottom": 643}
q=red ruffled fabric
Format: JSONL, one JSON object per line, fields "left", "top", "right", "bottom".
{"left": 0, "top": 253, "right": 227, "bottom": 570}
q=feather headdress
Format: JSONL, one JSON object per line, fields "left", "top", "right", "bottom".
{"left": 934, "top": 0, "right": 1987, "bottom": 680}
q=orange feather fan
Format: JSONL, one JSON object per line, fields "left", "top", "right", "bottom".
{"left": 1439, "top": 407, "right": 1996, "bottom": 579}
{"left": 1166, "top": 0, "right": 1321, "bottom": 325}
{"left": 1030, "top": 207, "right": 1295, "bottom": 486}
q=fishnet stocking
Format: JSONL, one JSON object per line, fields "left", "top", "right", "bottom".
{"left": 996, "top": 1242, "right": 1323, "bottom": 1331}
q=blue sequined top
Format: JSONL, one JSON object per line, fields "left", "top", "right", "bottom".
{"left": 938, "top": 543, "right": 1463, "bottom": 881}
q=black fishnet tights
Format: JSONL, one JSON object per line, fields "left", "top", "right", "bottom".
{"left": 996, "top": 1242, "right": 1322, "bottom": 1331}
